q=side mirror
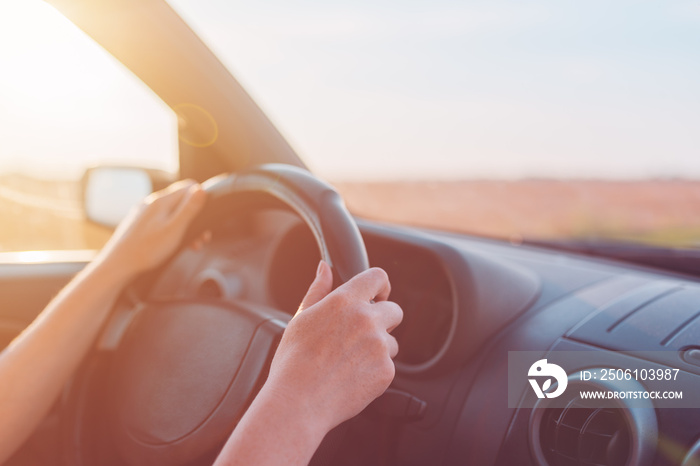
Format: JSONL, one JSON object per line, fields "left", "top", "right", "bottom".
{"left": 82, "top": 167, "right": 153, "bottom": 228}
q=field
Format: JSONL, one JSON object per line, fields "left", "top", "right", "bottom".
{"left": 2, "top": 174, "right": 700, "bottom": 253}
{"left": 334, "top": 179, "right": 700, "bottom": 247}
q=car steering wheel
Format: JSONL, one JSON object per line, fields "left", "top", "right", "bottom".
{"left": 62, "top": 164, "right": 369, "bottom": 465}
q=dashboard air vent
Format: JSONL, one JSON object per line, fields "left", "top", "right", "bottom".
{"left": 539, "top": 400, "right": 630, "bottom": 466}
{"left": 530, "top": 372, "right": 657, "bottom": 466}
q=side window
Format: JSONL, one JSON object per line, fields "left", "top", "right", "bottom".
{"left": 0, "top": 1, "right": 178, "bottom": 253}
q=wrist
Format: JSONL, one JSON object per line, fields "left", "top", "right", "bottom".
{"left": 255, "top": 382, "right": 331, "bottom": 442}
{"left": 214, "top": 383, "right": 330, "bottom": 466}
{"left": 87, "top": 252, "right": 138, "bottom": 288}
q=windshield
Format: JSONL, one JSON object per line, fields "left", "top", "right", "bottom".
{"left": 166, "top": 0, "right": 700, "bottom": 248}
{"left": 0, "top": 1, "right": 698, "bottom": 253}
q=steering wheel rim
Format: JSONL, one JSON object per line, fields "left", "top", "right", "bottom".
{"left": 62, "top": 164, "right": 369, "bottom": 466}
{"left": 191, "top": 163, "right": 368, "bottom": 283}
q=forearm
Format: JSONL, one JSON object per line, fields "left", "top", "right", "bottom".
{"left": 0, "top": 257, "right": 131, "bottom": 462}
{"left": 0, "top": 181, "right": 204, "bottom": 463}
{"left": 214, "top": 385, "right": 328, "bottom": 466}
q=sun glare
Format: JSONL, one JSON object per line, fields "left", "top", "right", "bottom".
{"left": 0, "top": 1, "right": 91, "bottom": 103}
{"left": 0, "top": 0, "right": 177, "bottom": 179}
{"left": 0, "top": 0, "right": 140, "bottom": 121}
{"left": 0, "top": 0, "right": 64, "bottom": 40}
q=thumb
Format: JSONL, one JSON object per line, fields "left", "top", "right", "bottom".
{"left": 297, "top": 260, "right": 333, "bottom": 314}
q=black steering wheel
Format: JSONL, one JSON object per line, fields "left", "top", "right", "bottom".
{"left": 62, "top": 164, "right": 369, "bottom": 465}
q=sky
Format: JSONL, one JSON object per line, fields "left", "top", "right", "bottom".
{"left": 0, "top": 0, "right": 177, "bottom": 179}
{"left": 0, "top": 0, "right": 699, "bottom": 180}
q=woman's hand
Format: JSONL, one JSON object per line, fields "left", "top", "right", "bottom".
{"left": 263, "top": 262, "right": 403, "bottom": 435}
{"left": 95, "top": 179, "right": 207, "bottom": 280}
{"left": 214, "top": 262, "right": 403, "bottom": 466}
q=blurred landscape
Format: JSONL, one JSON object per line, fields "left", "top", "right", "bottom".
{"left": 2, "top": 174, "right": 700, "bottom": 253}
{"left": 335, "top": 179, "right": 700, "bottom": 247}
{"left": 0, "top": 174, "right": 110, "bottom": 252}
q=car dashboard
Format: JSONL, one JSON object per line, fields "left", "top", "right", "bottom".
{"left": 149, "top": 210, "right": 700, "bottom": 466}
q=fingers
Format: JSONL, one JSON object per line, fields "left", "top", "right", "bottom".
{"left": 297, "top": 261, "right": 333, "bottom": 315}
{"left": 324, "top": 265, "right": 401, "bottom": 334}
{"left": 144, "top": 180, "right": 206, "bottom": 225}
{"left": 343, "top": 267, "right": 391, "bottom": 302}
{"left": 144, "top": 179, "right": 196, "bottom": 208}
{"left": 386, "top": 334, "right": 399, "bottom": 359}
{"left": 168, "top": 184, "right": 207, "bottom": 226}
{"left": 372, "top": 300, "right": 403, "bottom": 334}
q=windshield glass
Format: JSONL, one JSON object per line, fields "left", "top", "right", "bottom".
{"left": 0, "top": 1, "right": 177, "bottom": 253}
{"left": 166, "top": 0, "right": 700, "bottom": 248}
{"left": 1, "top": 1, "right": 697, "bottom": 253}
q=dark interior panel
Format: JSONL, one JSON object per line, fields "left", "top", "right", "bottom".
{"left": 8, "top": 215, "right": 696, "bottom": 466}
{"left": 363, "top": 231, "right": 454, "bottom": 366}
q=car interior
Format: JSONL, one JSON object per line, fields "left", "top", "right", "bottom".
{"left": 1, "top": 1, "right": 700, "bottom": 465}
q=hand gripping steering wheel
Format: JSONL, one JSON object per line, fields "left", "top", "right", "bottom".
{"left": 63, "top": 164, "right": 369, "bottom": 465}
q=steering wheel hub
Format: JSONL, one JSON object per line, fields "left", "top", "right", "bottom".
{"left": 110, "top": 301, "right": 283, "bottom": 464}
